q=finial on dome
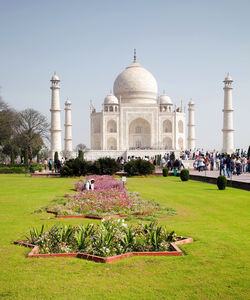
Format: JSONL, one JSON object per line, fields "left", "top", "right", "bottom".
{"left": 110, "top": 89, "right": 112, "bottom": 94}
{"left": 133, "top": 49, "right": 136, "bottom": 62}
{"left": 163, "top": 90, "right": 165, "bottom": 94}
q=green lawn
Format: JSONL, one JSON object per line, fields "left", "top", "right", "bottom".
{"left": 0, "top": 175, "right": 249, "bottom": 300}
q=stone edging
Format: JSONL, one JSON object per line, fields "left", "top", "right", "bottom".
{"left": 14, "top": 237, "right": 193, "bottom": 263}
{"left": 46, "top": 210, "right": 129, "bottom": 220}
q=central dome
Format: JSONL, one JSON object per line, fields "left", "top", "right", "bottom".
{"left": 113, "top": 60, "right": 158, "bottom": 104}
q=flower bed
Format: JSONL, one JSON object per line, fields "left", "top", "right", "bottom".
{"left": 47, "top": 175, "right": 159, "bottom": 217}
{"left": 14, "top": 220, "right": 193, "bottom": 262}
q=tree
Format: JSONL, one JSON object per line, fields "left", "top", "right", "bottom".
{"left": 14, "top": 109, "right": 49, "bottom": 160}
{"left": 54, "top": 151, "right": 58, "bottom": 162}
{"left": 76, "top": 144, "right": 88, "bottom": 152}
{"left": 0, "top": 98, "right": 19, "bottom": 147}
{"left": 78, "top": 150, "right": 84, "bottom": 161}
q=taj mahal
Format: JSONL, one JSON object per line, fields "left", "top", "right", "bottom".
{"left": 49, "top": 50, "right": 234, "bottom": 161}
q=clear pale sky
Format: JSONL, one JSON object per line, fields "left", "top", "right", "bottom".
{"left": 0, "top": 0, "right": 249, "bottom": 150}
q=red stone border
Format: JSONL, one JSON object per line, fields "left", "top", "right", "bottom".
{"left": 14, "top": 237, "right": 193, "bottom": 263}
{"left": 46, "top": 210, "right": 129, "bottom": 220}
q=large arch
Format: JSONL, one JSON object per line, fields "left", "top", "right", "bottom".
{"left": 163, "top": 119, "right": 172, "bottom": 133}
{"left": 163, "top": 137, "right": 172, "bottom": 150}
{"left": 107, "top": 137, "right": 117, "bottom": 150}
{"left": 107, "top": 120, "right": 117, "bottom": 133}
{"left": 129, "top": 118, "right": 151, "bottom": 149}
{"left": 178, "top": 137, "right": 184, "bottom": 150}
{"left": 93, "top": 120, "right": 101, "bottom": 133}
{"left": 178, "top": 120, "right": 184, "bottom": 133}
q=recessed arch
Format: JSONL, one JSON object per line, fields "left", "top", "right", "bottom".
{"left": 129, "top": 118, "right": 151, "bottom": 149}
{"left": 178, "top": 137, "right": 184, "bottom": 150}
{"left": 163, "top": 119, "right": 172, "bottom": 133}
{"left": 107, "top": 120, "right": 117, "bottom": 133}
{"left": 163, "top": 137, "right": 172, "bottom": 150}
{"left": 107, "top": 137, "right": 117, "bottom": 150}
{"left": 178, "top": 120, "right": 184, "bottom": 133}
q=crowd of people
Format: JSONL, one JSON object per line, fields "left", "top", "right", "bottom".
{"left": 192, "top": 150, "right": 249, "bottom": 177}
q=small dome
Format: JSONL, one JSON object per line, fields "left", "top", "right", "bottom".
{"left": 113, "top": 61, "right": 158, "bottom": 104}
{"left": 188, "top": 99, "right": 195, "bottom": 105}
{"left": 51, "top": 73, "right": 60, "bottom": 81}
{"left": 104, "top": 93, "right": 119, "bottom": 104}
{"left": 65, "top": 98, "right": 71, "bottom": 105}
{"left": 224, "top": 73, "right": 233, "bottom": 82}
{"left": 159, "top": 93, "right": 172, "bottom": 105}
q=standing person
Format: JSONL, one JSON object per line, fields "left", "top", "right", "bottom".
{"left": 44, "top": 159, "right": 48, "bottom": 171}
{"left": 219, "top": 154, "right": 226, "bottom": 176}
{"left": 210, "top": 156, "right": 214, "bottom": 171}
{"left": 225, "top": 155, "right": 231, "bottom": 178}
{"left": 48, "top": 159, "right": 52, "bottom": 171}
{"left": 241, "top": 156, "right": 247, "bottom": 173}
{"left": 235, "top": 157, "right": 242, "bottom": 176}
{"left": 56, "top": 159, "right": 61, "bottom": 173}
{"left": 216, "top": 156, "right": 220, "bottom": 171}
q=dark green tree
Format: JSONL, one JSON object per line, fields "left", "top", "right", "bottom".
{"left": 24, "top": 149, "right": 29, "bottom": 168}
{"left": 78, "top": 150, "right": 84, "bottom": 161}
{"left": 54, "top": 151, "right": 59, "bottom": 162}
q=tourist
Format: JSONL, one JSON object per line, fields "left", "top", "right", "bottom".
{"left": 235, "top": 158, "right": 242, "bottom": 176}
{"left": 241, "top": 156, "right": 247, "bottom": 173}
{"left": 44, "top": 159, "right": 48, "bottom": 171}
{"left": 219, "top": 154, "right": 226, "bottom": 176}
{"left": 197, "top": 156, "right": 205, "bottom": 172}
{"left": 85, "top": 179, "right": 95, "bottom": 190}
{"left": 210, "top": 156, "right": 214, "bottom": 171}
{"left": 161, "top": 157, "right": 166, "bottom": 168}
{"left": 48, "top": 159, "right": 52, "bottom": 171}
{"left": 225, "top": 155, "right": 231, "bottom": 178}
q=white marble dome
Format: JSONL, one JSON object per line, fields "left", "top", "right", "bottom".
{"left": 113, "top": 61, "right": 158, "bottom": 104}
{"left": 51, "top": 73, "right": 60, "bottom": 81}
{"left": 224, "top": 74, "right": 233, "bottom": 82}
{"left": 65, "top": 98, "right": 71, "bottom": 105}
{"left": 104, "top": 93, "right": 119, "bottom": 104}
{"left": 159, "top": 93, "right": 172, "bottom": 105}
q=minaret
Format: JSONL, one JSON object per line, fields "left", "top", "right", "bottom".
{"left": 50, "top": 73, "right": 62, "bottom": 159}
{"left": 64, "top": 98, "right": 72, "bottom": 154}
{"left": 222, "top": 73, "right": 234, "bottom": 154}
{"left": 187, "top": 99, "right": 195, "bottom": 150}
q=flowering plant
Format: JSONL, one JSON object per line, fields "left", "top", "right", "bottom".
{"left": 49, "top": 175, "right": 158, "bottom": 217}
{"left": 25, "top": 220, "right": 178, "bottom": 257}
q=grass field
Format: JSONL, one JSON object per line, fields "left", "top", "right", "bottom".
{"left": 0, "top": 174, "right": 249, "bottom": 299}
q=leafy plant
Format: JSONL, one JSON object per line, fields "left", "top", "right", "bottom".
{"left": 163, "top": 167, "right": 169, "bottom": 177}
{"left": 217, "top": 175, "right": 227, "bottom": 190}
{"left": 180, "top": 169, "right": 189, "bottom": 181}
{"left": 124, "top": 159, "right": 155, "bottom": 176}
{"left": 23, "top": 220, "right": 177, "bottom": 257}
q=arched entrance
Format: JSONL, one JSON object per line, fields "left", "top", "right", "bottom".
{"left": 129, "top": 118, "right": 151, "bottom": 149}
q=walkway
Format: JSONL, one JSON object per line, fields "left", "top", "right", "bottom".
{"left": 189, "top": 170, "right": 250, "bottom": 184}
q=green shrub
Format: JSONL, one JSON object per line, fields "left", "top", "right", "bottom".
{"left": 29, "top": 163, "right": 40, "bottom": 173}
{"left": 78, "top": 150, "right": 84, "bottom": 161}
{"left": 0, "top": 167, "right": 25, "bottom": 174}
{"left": 60, "top": 165, "right": 74, "bottom": 177}
{"left": 95, "top": 157, "right": 120, "bottom": 175}
{"left": 180, "top": 169, "right": 189, "bottom": 181}
{"left": 124, "top": 159, "right": 155, "bottom": 176}
{"left": 162, "top": 167, "right": 169, "bottom": 177}
{"left": 217, "top": 175, "right": 227, "bottom": 190}
{"left": 60, "top": 158, "right": 90, "bottom": 177}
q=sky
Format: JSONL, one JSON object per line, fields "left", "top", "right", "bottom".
{"left": 0, "top": 0, "right": 249, "bottom": 150}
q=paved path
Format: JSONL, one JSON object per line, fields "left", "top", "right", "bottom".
{"left": 189, "top": 170, "right": 250, "bottom": 184}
